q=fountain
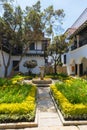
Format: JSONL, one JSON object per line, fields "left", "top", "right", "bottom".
{"left": 39, "top": 66, "right": 45, "bottom": 80}
{"left": 32, "top": 66, "right": 52, "bottom": 87}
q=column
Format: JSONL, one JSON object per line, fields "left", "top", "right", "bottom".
{"left": 76, "top": 35, "right": 80, "bottom": 48}
{"left": 77, "top": 64, "right": 80, "bottom": 76}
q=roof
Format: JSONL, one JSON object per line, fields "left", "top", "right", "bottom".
{"left": 69, "top": 20, "right": 87, "bottom": 38}
{"left": 71, "top": 8, "right": 87, "bottom": 29}
{"left": 66, "top": 8, "right": 87, "bottom": 38}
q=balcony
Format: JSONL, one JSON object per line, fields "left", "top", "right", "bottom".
{"left": 26, "top": 50, "right": 44, "bottom": 56}
{"left": 71, "top": 39, "right": 87, "bottom": 51}
{"left": 79, "top": 39, "right": 87, "bottom": 47}
{"left": 12, "top": 48, "right": 22, "bottom": 55}
{"left": 71, "top": 44, "right": 77, "bottom": 51}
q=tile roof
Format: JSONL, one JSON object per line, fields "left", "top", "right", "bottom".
{"left": 67, "top": 8, "right": 87, "bottom": 38}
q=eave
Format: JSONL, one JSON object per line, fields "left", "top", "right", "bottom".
{"left": 69, "top": 20, "right": 87, "bottom": 39}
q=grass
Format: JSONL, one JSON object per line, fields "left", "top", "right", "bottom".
{"left": 45, "top": 73, "right": 69, "bottom": 80}
{"left": 51, "top": 77, "right": 87, "bottom": 120}
{"left": 55, "top": 78, "right": 87, "bottom": 104}
{"left": 0, "top": 83, "right": 33, "bottom": 103}
{"left": 0, "top": 75, "right": 37, "bottom": 123}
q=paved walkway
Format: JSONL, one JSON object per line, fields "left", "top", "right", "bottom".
{"left": 37, "top": 87, "right": 62, "bottom": 127}
{"left": 4, "top": 87, "right": 87, "bottom": 130}
{"left": 28, "top": 87, "right": 87, "bottom": 130}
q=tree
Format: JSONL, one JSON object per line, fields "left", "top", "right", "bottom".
{"left": 0, "top": 3, "right": 24, "bottom": 77}
{"left": 0, "top": 2, "right": 43, "bottom": 77}
{"left": 23, "top": 60, "right": 37, "bottom": 75}
{"left": 42, "top": 5, "right": 65, "bottom": 38}
{"left": 48, "top": 35, "right": 68, "bottom": 74}
{"left": 0, "top": 0, "right": 13, "bottom": 2}
{"left": 0, "top": 1, "right": 65, "bottom": 77}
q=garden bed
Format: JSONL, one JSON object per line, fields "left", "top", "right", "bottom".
{"left": 50, "top": 78, "right": 87, "bottom": 122}
{"left": 0, "top": 75, "right": 37, "bottom": 124}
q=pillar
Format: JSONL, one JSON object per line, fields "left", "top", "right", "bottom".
{"left": 76, "top": 35, "right": 80, "bottom": 48}
{"left": 77, "top": 64, "right": 80, "bottom": 76}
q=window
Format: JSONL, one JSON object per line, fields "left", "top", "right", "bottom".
{"left": 64, "top": 55, "right": 66, "bottom": 64}
{"left": 13, "top": 61, "right": 19, "bottom": 71}
{"left": 29, "top": 43, "right": 35, "bottom": 50}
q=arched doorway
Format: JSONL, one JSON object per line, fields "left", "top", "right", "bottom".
{"left": 80, "top": 57, "right": 87, "bottom": 76}
{"left": 70, "top": 59, "right": 76, "bottom": 75}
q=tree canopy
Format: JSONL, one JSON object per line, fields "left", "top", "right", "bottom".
{"left": 47, "top": 34, "right": 68, "bottom": 74}
{"left": 0, "top": 0, "right": 65, "bottom": 77}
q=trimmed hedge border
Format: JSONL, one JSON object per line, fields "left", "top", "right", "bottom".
{"left": 0, "top": 81, "right": 37, "bottom": 123}
{"left": 50, "top": 90, "right": 87, "bottom": 125}
{"left": 0, "top": 109, "right": 38, "bottom": 129}
{"left": 50, "top": 84, "right": 87, "bottom": 125}
{"left": 0, "top": 83, "right": 38, "bottom": 128}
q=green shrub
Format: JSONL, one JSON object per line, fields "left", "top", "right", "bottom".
{"left": 50, "top": 83, "right": 87, "bottom": 120}
{"left": 0, "top": 78, "right": 7, "bottom": 86}
{"left": 0, "top": 75, "right": 37, "bottom": 123}
{"left": 45, "top": 73, "right": 69, "bottom": 80}
{"left": 0, "top": 83, "right": 34, "bottom": 103}
{"left": 55, "top": 78, "right": 87, "bottom": 104}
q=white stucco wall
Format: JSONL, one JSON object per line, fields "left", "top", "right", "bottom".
{"left": 0, "top": 51, "right": 12, "bottom": 77}
{"left": 82, "top": 58, "right": 87, "bottom": 73}
{"left": 12, "top": 55, "right": 45, "bottom": 74}
{"left": 61, "top": 53, "right": 71, "bottom": 75}
{"left": 63, "top": 44, "right": 87, "bottom": 75}
{"left": 69, "top": 45, "right": 87, "bottom": 64}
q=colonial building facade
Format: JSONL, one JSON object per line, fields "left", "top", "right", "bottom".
{"left": 62, "top": 8, "right": 87, "bottom": 76}
{"left": 0, "top": 37, "right": 50, "bottom": 77}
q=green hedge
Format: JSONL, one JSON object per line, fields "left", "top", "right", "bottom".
{"left": 51, "top": 84, "right": 87, "bottom": 120}
{"left": 0, "top": 75, "right": 37, "bottom": 123}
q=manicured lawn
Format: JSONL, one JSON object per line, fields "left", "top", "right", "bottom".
{"left": 0, "top": 75, "right": 37, "bottom": 123}
{"left": 51, "top": 77, "right": 87, "bottom": 120}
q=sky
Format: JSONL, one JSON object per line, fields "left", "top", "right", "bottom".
{"left": 0, "top": 0, "right": 87, "bottom": 33}
{"left": 14, "top": 0, "right": 87, "bottom": 33}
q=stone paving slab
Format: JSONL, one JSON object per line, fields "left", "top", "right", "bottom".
{"left": 38, "top": 112, "right": 59, "bottom": 118}
{"left": 38, "top": 112, "right": 62, "bottom": 126}
{"left": 5, "top": 126, "right": 78, "bottom": 130}
{"left": 23, "top": 126, "right": 79, "bottom": 130}
{"left": 78, "top": 125, "right": 87, "bottom": 130}
{"left": 38, "top": 100, "right": 56, "bottom": 112}
{"left": 39, "top": 117, "right": 62, "bottom": 127}
{"left": 37, "top": 87, "right": 63, "bottom": 127}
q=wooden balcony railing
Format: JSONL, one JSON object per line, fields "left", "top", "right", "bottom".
{"left": 71, "top": 39, "right": 87, "bottom": 51}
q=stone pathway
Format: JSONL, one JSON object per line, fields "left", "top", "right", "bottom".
{"left": 26, "top": 87, "right": 87, "bottom": 130}
{"left": 37, "top": 87, "right": 62, "bottom": 127}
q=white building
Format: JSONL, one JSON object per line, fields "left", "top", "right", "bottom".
{"left": 62, "top": 8, "right": 87, "bottom": 76}
{"left": 0, "top": 37, "right": 50, "bottom": 77}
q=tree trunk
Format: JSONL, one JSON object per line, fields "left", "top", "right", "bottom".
{"left": 1, "top": 45, "right": 12, "bottom": 77}
{"left": 10, "top": 44, "right": 29, "bottom": 76}
{"left": 54, "top": 60, "right": 57, "bottom": 74}
{"left": 4, "top": 66, "right": 8, "bottom": 77}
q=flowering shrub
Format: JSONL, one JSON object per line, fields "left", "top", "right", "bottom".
{"left": 0, "top": 76, "right": 37, "bottom": 123}
{"left": 51, "top": 79, "right": 87, "bottom": 120}
{"left": 55, "top": 78, "right": 87, "bottom": 104}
